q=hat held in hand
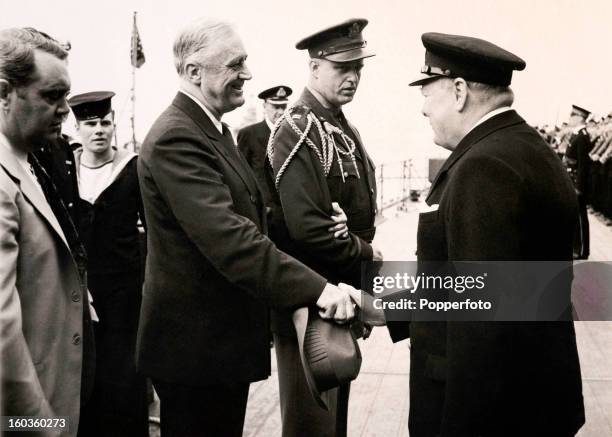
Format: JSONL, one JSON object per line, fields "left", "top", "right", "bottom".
{"left": 292, "top": 306, "right": 362, "bottom": 410}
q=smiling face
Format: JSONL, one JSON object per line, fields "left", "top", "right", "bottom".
{"left": 312, "top": 58, "right": 364, "bottom": 108}
{"left": 200, "top": 31, "right": 252, "bottom": 116}
{"left": 6, "top": 50, "right": 70, "bottom": 151}
{"left": 76, "top": 112, "right": 114, "bottom": 156}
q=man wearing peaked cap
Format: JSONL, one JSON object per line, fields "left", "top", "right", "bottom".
{"left": 354, "top": 32, "right": 584, "bottom": 436}
{"left": 408, "top": 32, "right": 526, "bottom": 87}
{"left": 267, "top": 18, "right": 380, "bottom": 437}
{"left": 564, "top": 104, "right": 593, "bottom": 260}
{"left": 237, "top": 85, "right": 292, "bottom": 211}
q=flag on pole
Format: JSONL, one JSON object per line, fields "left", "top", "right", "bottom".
{"left": 131, "top": 12, "right": 145, "bottom": 68}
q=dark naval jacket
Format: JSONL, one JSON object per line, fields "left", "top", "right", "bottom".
{"left": 75, "top": 147, "right": 144, "bottom": 276}
{"left": 237, "top": 119, "right": 275, "bottom": 207}
{"left": 387, "top": 110, "right": 585, "bottom": 436}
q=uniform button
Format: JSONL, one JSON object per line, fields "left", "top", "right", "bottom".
{"left": 72, "top": 333, "right": 81, "bottom": 345}
{"left": 250, "top": 195, "right": 256, "bottom": 203}
{"left": 374, "top": 209, "right": 378, "bottom": 214}
{"left": 68, "top": 202, "right": 74, "bottom": 208}
{"left": 370, "top": 188, "right": 374, "bottom": 193}
{"left": 71, "top": 290, "right": 80, "bottom": 302}
{"left": 343, "top": 172, "right": 349, "bottom": 177}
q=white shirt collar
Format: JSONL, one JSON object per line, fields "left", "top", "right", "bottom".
{"left": 470, "top": 106, "right": 513, "bottom": 132}
{"left": 179, "top": 90, "right": 223, "bottom": 134}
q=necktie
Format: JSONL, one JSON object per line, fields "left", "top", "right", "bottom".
{"left": 28, "top": 153, "right": 95, "bottom": 402}
{"left": 27, "top": 153, "right": 87, "bottom": 273}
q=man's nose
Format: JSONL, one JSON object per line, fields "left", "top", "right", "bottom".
{"left": 58, "top": 98, "right": 70, "bottom": 116}
{"left": 239, "top": 63, "right": 252, "bottom": 81}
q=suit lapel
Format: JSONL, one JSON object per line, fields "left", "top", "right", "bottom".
{"left": 0, "top": 145, "right": 69, "bottom": 248}
{"left": 172, "top": 92, "right": 261, "bottom": 197}
{"left": 426, "top": 110, "right": 526, "bottom": 204}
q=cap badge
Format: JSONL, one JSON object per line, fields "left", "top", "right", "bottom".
{"left": 277, "top": 87, "right": 287, "bottom": 97}
{"left": 348, "top": 22, "right": 361, "bottom": 38}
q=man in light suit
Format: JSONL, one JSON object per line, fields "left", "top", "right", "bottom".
{"left": 0, "top": 28, "right": 90, "bottom": 436}
{"left": 136, "top": 18, "right": 357, "bottom": 437}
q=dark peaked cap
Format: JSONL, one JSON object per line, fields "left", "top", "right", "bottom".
{"left": 296, "top": 18, "right": 375, "bottom": 62}
{"left": 409, "top": 32, "right": 526, "bottom": 87}
{"left": 258, "top": 85, "right": 292, "bottom": 104}
{"left": 571, "top": 105, "right": 590, "bottom": 119}
{"left": 68, "top": 91, "right": 115, "bottom": 120}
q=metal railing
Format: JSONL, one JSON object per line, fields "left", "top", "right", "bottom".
{"left": 375, "top": 159, "right": 431, "bottom": 215}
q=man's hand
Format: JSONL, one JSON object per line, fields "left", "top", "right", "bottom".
{"left": 339, "top": 283, "right": 386, "bottom": 326}
{"left": 371, "top": 243, "right": 383, "bottom": 261}
{"left": 317, "top": 282, "right": 355, "bottom": 323}
{"left": 328, "top": 202, "right": 349, "bottom": 239}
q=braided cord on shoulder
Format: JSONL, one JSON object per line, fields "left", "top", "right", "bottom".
{"left": 267, "top": 107, "right": 335, "bottom": 190}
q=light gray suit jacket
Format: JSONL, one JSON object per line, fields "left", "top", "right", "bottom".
{"left": 0, "top": 139, "right": 86, "bottom": 436}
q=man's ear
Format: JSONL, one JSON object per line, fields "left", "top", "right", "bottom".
{"left": 0, "top": 79, "right": 13, "bottom": 112}
{"left": 309, "top": 59, "right": 320, "bottom": 79}
{"left": 184, "top": 62, "right": 203, "bottom": 86}
{"left": 453, "top": 78, "right": 468, "bottom": 112}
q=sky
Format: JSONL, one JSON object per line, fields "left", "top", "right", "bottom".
{"left": 3, "top": 0, "right": 612, "bottom": 166}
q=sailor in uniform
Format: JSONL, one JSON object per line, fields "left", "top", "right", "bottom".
{"left": 69, "top": 91, "right": 149, "bottom": 437}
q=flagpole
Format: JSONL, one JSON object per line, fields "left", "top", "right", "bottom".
{"left": 130, "top": 11, "right": 137, "bottom": 152}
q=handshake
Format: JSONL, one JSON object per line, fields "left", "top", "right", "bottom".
{"left": 316, "top": 282, "right": 386, "bottom": 326}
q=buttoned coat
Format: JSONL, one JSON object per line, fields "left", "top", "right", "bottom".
{"left": 136, "top": 92, "right": 326, "bottom": 386}
{"left": 0, "top": 142, "right": 85, "bottom": 436}
{"left": 387, "top": 110, "right": 585, "bottom": 436}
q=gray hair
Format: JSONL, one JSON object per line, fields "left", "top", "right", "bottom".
{"left": 173, "top": 18, "right": 235, "bottom": 76}
{"left": 466, "top": 81, "right": 515, "bottom": 107}
{"left": 0, "top": 27, "right": 68, "bottom": 88}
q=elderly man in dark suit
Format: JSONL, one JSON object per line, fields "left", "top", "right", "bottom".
{"left": 0, "top": 27, "right": 91, "bottom": 435}
{"left": 351, "top": 33, "right": 585, "bottom": 436}
{"left": 136, "top": 18, "right": 357, "bottom": 437}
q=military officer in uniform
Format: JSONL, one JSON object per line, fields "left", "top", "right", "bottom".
{"left": 564, "top": 104, "right": 592, "bottom": 259}
{"left": 238, "top": 85, "right": 291, "bottom": 207}
{"left": 238, "top": 86, "right": 292, "bottom": 242}
{"left": 267, "top": 18, "right": 381, "bottom": 437}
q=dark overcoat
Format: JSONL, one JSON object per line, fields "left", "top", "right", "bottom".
{"left": 387, "top": 110, "right": 585, "bottom": 436}
{"left": 237, "top": 120, "right": 275, "bottom": 207}
{"left": 136, "top": 92, "right": 326, "bottom": 386}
